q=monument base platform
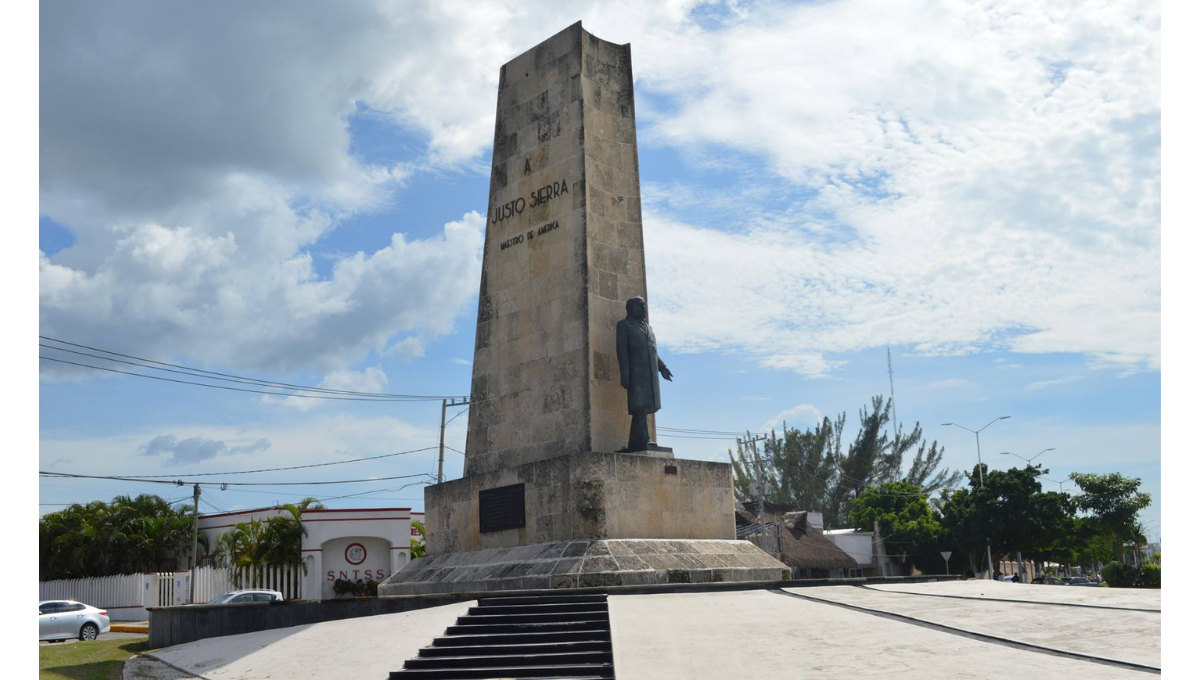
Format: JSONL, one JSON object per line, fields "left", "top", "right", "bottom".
{"left": 422, "top": 451, "right": 737, "bottom": 556}
{"left": 378, "top": 539, "right": 788, "bottom": 596}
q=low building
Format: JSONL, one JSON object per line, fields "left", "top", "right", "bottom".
{"left": 736, "top": 505, "right": 858, "bottom": 579}
{"left": 778, "top": 511, "right": 858, "bottom": 579}
{"left": 823, "top": 528, "right": 878, "bottom": 577}
{"left": 196, "top": 506, "right": 424, "bottom": 600}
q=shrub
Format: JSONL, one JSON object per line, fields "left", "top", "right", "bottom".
{"left": 1139, "top": 564, "right": 1160, "bottom": 589}
{"left": 1101, "top": 562, "right": 1138, "bottom": 588}
{"left": 332, "top": 578, "right": 355, "bottom": 597}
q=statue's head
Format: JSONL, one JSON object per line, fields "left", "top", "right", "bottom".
{"left": 625, "top": 296, "right": 647, "bottom": 321}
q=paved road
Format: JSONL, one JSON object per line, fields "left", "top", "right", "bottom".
{"left": 132, "top": 582, "right": 1161, "bottom": 679}
{"left": 787, "top": 584, "right": 1159, "bottom": 669}
{"left": 610, "top": 585, "right": 1160, "bottom": 679}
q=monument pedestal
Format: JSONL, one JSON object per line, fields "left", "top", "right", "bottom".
{"left": 378, "top": 451, "right": 789, "bottom": 596}
{"left": 422, "top": 451, "right": 738, "bottom": 556}
{"left": 379, "top": 538, "right": 786, "bottom": 596}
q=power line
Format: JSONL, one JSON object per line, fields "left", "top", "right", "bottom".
{"left": 40, "top": 355, "right": 441, "bottom": 403}
{"left": 118, "top": 446, "right": 439, "bottom": 478}
{"left": 40, "top": 336, "right": 465, "bottom": 401}
{"left": 444, "top": 405, "right": 470, "bottom": 427}
{"left": 39, "top": 470, "right": 435, "bottom": 487}
{"left": 658, "top": 426, "right": 765, "bottom": 436}
{"left": 657, "top": 433, "right": 743, "bottom": 441}
{"left": 311, "top": 480, "right": 431, "bottom": 505}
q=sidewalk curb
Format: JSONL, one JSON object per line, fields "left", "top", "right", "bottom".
{"left": 112, "top": 623, "right": 150, "bottom": 634}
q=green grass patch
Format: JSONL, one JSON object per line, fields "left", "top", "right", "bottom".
{"left": 39, "top": 637, "right": 149, "bottom": 680}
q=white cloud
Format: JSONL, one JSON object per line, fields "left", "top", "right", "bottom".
{"left": 762, "top": 403, "right": 822, "bottom": 431}
{"left": 267, "top": 366, "right": 392, "bottom": 412}
{"left": 38, "top": 1, "right": 1159, "bottom": 381}
{"left": 44, "top": 413, "right": 446, "bottom": 479}
{"left": 40, "top": 212, "right": 484, "bottom": 375}
{"left": 639, "top": 1, "right": 1159, "bottom": 377}
{"left": 140, "top": 434, "right": 270, "bottom": 466}
{"left": 1026, "top": 375, "right": 1085, "bottom": 391}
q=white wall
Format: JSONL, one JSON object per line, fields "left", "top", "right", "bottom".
{"left": 299, "top": 508, "right": 413, "bottom": 599}
{"left": 825, "top": 532, "right": 875, "bottom": 568}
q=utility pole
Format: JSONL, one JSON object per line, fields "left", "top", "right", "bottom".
{"left": 741, "top": 434, "right": 769, "bottom": 551}
{"left": 189, "top": 483, "right": 200, "bottom": 604}
{"left": 437, "top": 397, "right": 469, "bottom": 484}
{"left": 438, "top": 399, "right": 448, "bottom": 484}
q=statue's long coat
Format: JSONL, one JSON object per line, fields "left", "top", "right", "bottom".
{"left": 616, "top": 317, "right": 666, "bottom": 414}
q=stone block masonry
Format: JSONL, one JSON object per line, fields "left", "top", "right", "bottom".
{"left": 424, "top": 451, "right": 736, "bottom": 556}
{"left": 466, "top": 22, "right": 651, "bottom": 478}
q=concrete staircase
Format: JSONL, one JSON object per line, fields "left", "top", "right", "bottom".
{"left": 390, "top": 593, "right": 615, "bottom": 679}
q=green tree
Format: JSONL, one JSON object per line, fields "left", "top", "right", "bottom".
{"left": 1070, "top": 472, "right": 1152, "bottom": 564}
{"left": 410, "top": 520, "right": 426, "bottom": 558}
{"left": 730, "top": 396, "right": 962, "bottom": 527}
{"left": 40, "top": 494, "right": 204, "bottom": 579}
{"left": 212, "top": 498, "right": 322, "bottom": 571}
{"left": 849, "top": 482, "right": 945, "bottom": 573}
{"left": 938, "top": 464, "right": 1073, "bottom": 576}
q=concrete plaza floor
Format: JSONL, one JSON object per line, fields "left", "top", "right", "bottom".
{"left": 130, "top": 581, "right": 1161, "bottom": 679}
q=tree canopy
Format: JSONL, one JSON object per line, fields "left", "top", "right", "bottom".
{"left": 40, "top": 494, "right": 206, "bottom": 580}
{"left": 730, "top": 395, "right": 963, "bottom": 527}
{"left": 848, "top": 481, "right": 944, "bottom": 573}
{"left": 212, "top": 497, "right": 323, "bottom": 570}
{"left": 1070, "top": 471, "right": 1152, "bottom": 559}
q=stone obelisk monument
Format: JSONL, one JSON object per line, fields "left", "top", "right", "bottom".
{"left": 380, "top": 23, "right": 786, "bottom": 595}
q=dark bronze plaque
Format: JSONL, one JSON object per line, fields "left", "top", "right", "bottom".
{"left": 479, "top": 483, "right": 525, "bottom": 533}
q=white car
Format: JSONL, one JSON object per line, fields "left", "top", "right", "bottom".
{"left": 206, "top": 589, "right": 284, "bottom": 604}
{"left": 39, "top": 600, "right": 111, "bottom": 642}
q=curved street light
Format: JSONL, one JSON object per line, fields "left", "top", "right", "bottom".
{"left": 999, "top": 447, "right": 1057, "bottom": 464}
{"left": 942, "top": 416, "right": 1011, "bottom": 579}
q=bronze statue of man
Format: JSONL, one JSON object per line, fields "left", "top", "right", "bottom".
{"left": 616, "top": 296, "right": 673, "bottom": 452}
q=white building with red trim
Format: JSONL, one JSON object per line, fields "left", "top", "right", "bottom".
{"left": 196, "top": 507, "right": 424, "bottom": 600}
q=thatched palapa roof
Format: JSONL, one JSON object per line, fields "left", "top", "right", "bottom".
{"left": 778, "top": 511, "right": 858, "bottom": 571}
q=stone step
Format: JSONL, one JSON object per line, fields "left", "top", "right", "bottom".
{"left": 404, "top": 651, "right": 613, "bottom": 670}
{"left": 455, "top": 610, "right": 608, "bottom": 626}
{"left": 468, "top": 602, "right": 606, "bottom": 615}
{"left": 446, "top": 620, "right": 609, "bottom": 636}
{"left": 431, "top": 630, "right": 610, "bottom": 647}
{"left": 477, "top": 594, "right": 608, "bottom": 607}
{"left": 389, "top": 663, "right": 614, "bottom": 679}
{"left": 419, "top": 641, "right": 612, "bottom": 657}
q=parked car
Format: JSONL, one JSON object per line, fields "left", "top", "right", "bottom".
{"left": 1066, "top": 576, "right": 1100, "bottom": 586}
{"left": 1031, "top": 576, "right": 1065, "bottom": 585}
{"left": 206, "top": 589, "right": 284, "bottom": 604}
{"left": 39, "top": 600, "right": 110, "bottom": 642}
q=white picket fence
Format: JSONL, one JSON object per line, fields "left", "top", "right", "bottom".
{"left": 39, "top": 564, "right": 303, "bottom": 621}
{"left": 39, "top": 573, "right": 148, "bottom": 621}
{"left": 192, "top": 564, "right": 302, "bottom": 601}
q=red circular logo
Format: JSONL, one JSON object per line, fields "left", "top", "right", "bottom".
{"left": 345, "top": 543, "right": 367, "bottom": 565}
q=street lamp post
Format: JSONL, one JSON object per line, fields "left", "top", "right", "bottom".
{"left": 1048, "top": 478, "right": 1069, "bottom": 494}
{"left": 998, "top": 448, "right": 1054, "bottom": 582}
{"left": 999, "top": 447, "right": 1056, "bottom": 465}
{"left": 943, "top": 416, "right": 1011, "bottom": 581}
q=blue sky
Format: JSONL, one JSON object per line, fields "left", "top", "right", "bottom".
{"left": 37, "top": 0, "right": 1160, "bottom": 540}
